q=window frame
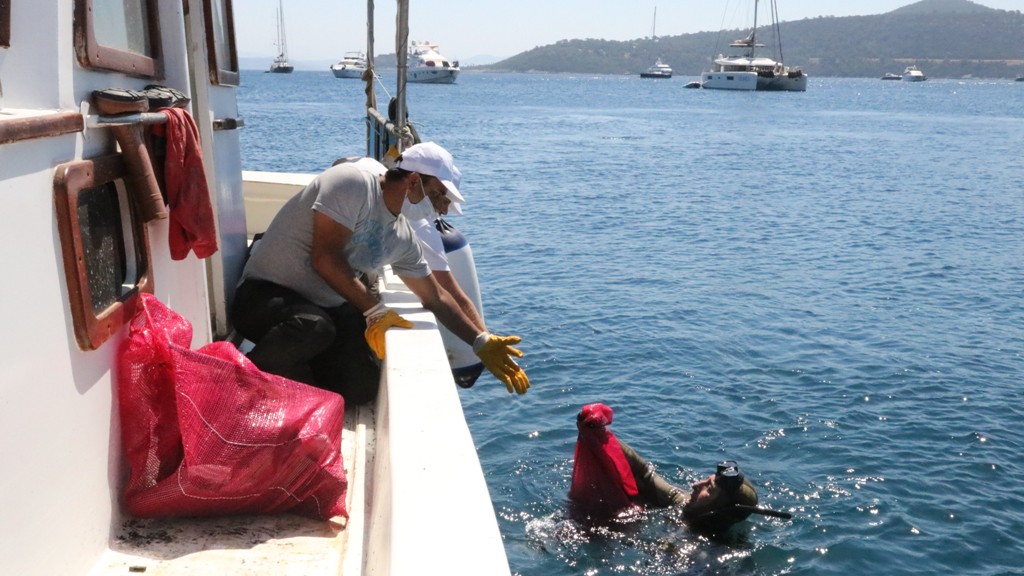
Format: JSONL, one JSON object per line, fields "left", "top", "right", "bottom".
{"left": 203, "top": 0, "right": 240, "bottom": 86}
{"left": 73, "top": 0, "right": 163, "bottom": 78}
{"left": 54, "top": 154, "right": 154, "bottom": 351}
{"left": 0, "top": 0, "right": 10, "bottom": 48}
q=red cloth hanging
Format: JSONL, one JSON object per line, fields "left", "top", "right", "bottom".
{"left": 569, "top": 403, "right": 639, "bottom": 519}
{"left": 154, "top": 107, "right": 219, "bottom": 260}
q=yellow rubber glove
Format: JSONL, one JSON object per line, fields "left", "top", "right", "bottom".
{"left": 364, "top": 305, "right": 413, "bottom": 360}
{"left": 473, "top": 333, "right": 531, "bottom": 395}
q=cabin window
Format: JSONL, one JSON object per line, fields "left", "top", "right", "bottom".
{"left": 204, "top": 0, "right": 239, "bottom": 86}
{"left": 54, "top": 155, "right": 153, "bottom": 351}
{"left": 0, "top": 0, "right": 10, "bottom": 48}
{"left": 73, "top": 0, "right": 162, "bottom": 77}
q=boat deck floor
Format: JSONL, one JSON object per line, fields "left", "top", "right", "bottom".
{"left": 92, "top": 404, "right": 373, "bottom": 576}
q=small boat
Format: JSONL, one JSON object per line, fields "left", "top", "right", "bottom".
{"left": 1015, "top": 75, "right": 1024, "bottom": 82}
{"left": 881, "top": 72, "right": 902, "bottom": 80}
{"left": 639, "top": 9, "right": 672, "bottom": 79}
{"left": 407, "top": 40, "right": 460, "bottom": 84}
{"left": 641, "top": 58, "right": 673, "bottom": 79}
{"left": 331, "top": 51, "right": 368, "bottom": 79}
{"left": 700, "top": 0, "right": 807, "bottom": 92}
{"left": 902, "top": 65, "right": 927, "bottom": 82}
{"left": 268, "top": 0, "right": 294, "bottom": 73}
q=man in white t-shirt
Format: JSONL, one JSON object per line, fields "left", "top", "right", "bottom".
{"left": 346, "top": 156, "right": 486, "bottom": 338}
{"left": 232, "top": 143, "right": 529, "bottom": 404}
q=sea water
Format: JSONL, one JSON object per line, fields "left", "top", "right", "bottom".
{"left": 239, "top": 71, "right": 1024, "bottom": 575}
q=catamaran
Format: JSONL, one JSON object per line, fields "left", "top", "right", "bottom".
{"left": 700, "top": 0, "right": 807, "bottom": 91}
{"left": 0, "top": 1, "right": 509, "bottom": 574}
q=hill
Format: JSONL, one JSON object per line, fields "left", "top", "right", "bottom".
{"left": 475, "top": 0, "right": 1024, "bottom": 79}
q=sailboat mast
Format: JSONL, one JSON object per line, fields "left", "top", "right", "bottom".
{"left": 750, "top": 0, "right": 759, "bottom": 59}
{"left": 278, "top": 0, "right": 288, "bottom": 58}
{"left": 651, "top": 7, "right": 657, "bottom": 40}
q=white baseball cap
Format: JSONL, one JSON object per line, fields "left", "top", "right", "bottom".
{"left": 397, "top": 142, "right": 465, "bottom": 205}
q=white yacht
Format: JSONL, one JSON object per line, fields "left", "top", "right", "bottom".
{"left": 407, "top": 40, "right": 460, "bottom": 84}
{"left": 0, "top": 1, "right": 510, "bottom": 574}
{"left": 331, "top": 51, "right": 368, "bottom": 79}
{"left": 902, "top": 65, "right": 927, "bottom": 82}
{"left": 641, "top": 58, "right": 673, "bottom": 79}
{"left": 639, "top": 9, "right": 671, "bottom": 79}
{"left": 700, "top": 0, "right": 807, "bottom": 91}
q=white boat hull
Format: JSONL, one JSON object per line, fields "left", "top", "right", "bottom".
{"left": 331, "top": 66, "right": 364, "bottom": 79}
{"left": 702, "top": 70, "right": 807, "bottom": 91}
{"left": 407, "top": 67, "right": 460, "bottom": 84}
{"left": 3, "top": 1, "right": 509, "bottom": 573}
{"left": 702, "top": 71, "right": 760, "bottom": 90}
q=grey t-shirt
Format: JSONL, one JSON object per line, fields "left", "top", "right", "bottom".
{"left": 240, "top": 164, "right": 429, "bottom": 307}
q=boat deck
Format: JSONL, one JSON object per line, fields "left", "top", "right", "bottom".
{"left": 88, "top": 173, "right": 511, "bottom": 576}
{"left": 93, "top": 404, "right": 373, "bottom": 575}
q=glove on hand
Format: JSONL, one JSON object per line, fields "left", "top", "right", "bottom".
{"left": 364, "top": 303, "right": 413, "bottom": 360}
{"left": 473, "top": 333, "right": 530, "bottom": 395}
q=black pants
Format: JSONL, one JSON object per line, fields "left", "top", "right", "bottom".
{"left": 231, "top": 279, "right": 381, "bottom": 405}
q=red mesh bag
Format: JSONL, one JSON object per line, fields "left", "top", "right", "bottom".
{"left": 117, "top": 293, "right": 347, "bottom": 520}
{"left": 569, "top": 403, "right": 639, "bottom": 519}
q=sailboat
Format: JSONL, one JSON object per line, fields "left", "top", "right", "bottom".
{"left": 640, "top": 7, "right": 672, "bottom": 79}
{"left": 268, "top": 0, "right": 294, "bottom": 73}
{"left": 700, "top": 0, "right": 806, "bottom": 91}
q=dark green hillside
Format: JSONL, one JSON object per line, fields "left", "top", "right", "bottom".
{"left": 475, "top": 0, "right": 1024, "bottom": 79}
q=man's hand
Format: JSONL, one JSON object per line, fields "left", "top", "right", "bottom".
{"left": 473, "top": 333, "right": 530, "bottom": 395}
{"left": 364, "top": 304, "right": 413, "bottom": 360}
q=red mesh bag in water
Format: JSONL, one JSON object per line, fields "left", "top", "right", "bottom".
{"left": 117, "top": 293, "right": 347, "bottom": 520}
{"left": 569, "top": 403, "right": 639, "bottom": 520}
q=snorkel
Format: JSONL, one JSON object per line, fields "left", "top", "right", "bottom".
{"left": 684, "top": 461, "right": 793, "bottom": 534}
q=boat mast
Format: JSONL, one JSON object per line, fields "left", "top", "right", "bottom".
{"left": 364, "top": 0, "right": 376, "bottom": 111}
{"left": 395, "top": 0, "right": 409, "bottom": 152}
{"left": 651, "top": 7, "right": 657, "bottom": 40}
{"left": 750, "top": 0, "right": 759, "bottom": 59}
{"left": 276, "top": 0, "right": 288, "bottom": 60}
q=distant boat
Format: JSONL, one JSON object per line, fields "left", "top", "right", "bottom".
{"left": 330, "top": 51, "right": 367, "bottom": 79}
{"left": 1015, "top": 75, "right": 1024, "bottom": 82}
{"left": 902, "top": 65, "right": 926, "bottom": 82}
{"left": 268, "top": 0, "right": 294, "bottom": 73}
{"left": 641, "top": 58, "right": 673, "bottom": 79}
{"left": 881, "top": 72, "right": 902, "bottom": 80}
{"left": 640, "top": 9, "right": 672, "bottom": 79}
{"left": 407, "top": 41, "right": 459, "bottom": 84}
{"left": 700, "top": 0, "right": 807, "bottom": 91}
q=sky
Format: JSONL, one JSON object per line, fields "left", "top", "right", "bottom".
{"left": 234, "top": 0, "right": 1023, "bottom": 62}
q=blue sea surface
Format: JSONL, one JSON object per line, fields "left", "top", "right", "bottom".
{"left": 239, "top": 71, "right": 1024, "bottom": 575}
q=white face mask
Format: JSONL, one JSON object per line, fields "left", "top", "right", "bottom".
{"left": 401, "top": 196, "right": 437, "bottom": 222}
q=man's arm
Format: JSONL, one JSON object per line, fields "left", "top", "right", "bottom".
{"left": 400, "top": 272, "right": 480, "bottom": 345}
{"left": 431, "top": 270, "right": 485, "bottom": 333}
{"left": 310, "top": 211, "right": 378, "bottom": 313}
{"left": 617, "top": 439, "right": 687, "bottom": 508}
{"left": 401, "top": 272, "right": 529, "bottom": 394}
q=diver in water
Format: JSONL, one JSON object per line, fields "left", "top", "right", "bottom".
{"left": 569, "top": 402, "right": 791, "bottom": 536}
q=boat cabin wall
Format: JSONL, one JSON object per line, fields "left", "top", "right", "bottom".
{"left": 0, "top": 2, "right": 246, "bottom": 574}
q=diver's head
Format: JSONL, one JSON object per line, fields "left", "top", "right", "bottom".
{"left": 683, "top": 461, "right": 759, "bottom": 535}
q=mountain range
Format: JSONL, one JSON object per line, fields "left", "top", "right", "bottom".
{"left": 476, "top": 0, "right": 1024, "bottom": 79}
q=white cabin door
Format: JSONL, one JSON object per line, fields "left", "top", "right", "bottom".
{"left": 184, "top": 0, "right": 248, "bottom": 338}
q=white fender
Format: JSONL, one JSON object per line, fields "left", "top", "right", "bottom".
{"left": 435, "top": 218, "right": 486, "bottom": 387}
